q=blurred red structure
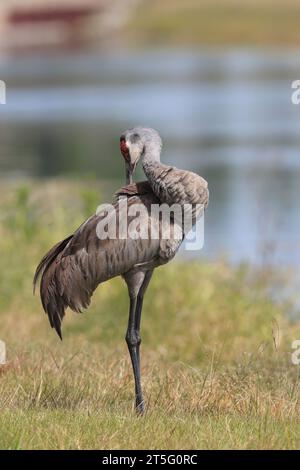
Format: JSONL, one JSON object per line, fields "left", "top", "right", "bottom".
{"left": 0, "top": 0, "right": 114, "bottom": 53}
{"left": 8, "top": 6, "right": 99, "bottom": 25}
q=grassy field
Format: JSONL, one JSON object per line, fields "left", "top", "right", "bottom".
{"left": 126, "top": 0, "right": 300, "bottom": 47}
{"left": 0, "top": 180, "right": 300, "bottom": 449}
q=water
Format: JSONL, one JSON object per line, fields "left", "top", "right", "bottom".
{"left": 0, "top": 48, "right": 300, "bottom": 270}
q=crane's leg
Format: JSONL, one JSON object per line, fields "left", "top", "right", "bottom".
{"left": 134, "top": 270, "right": 153, "bottom": 371}
{"left": 124, "top": 270, "right": 153, "bottom": 415}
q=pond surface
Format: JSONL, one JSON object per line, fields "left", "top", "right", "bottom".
{"left": 0, "top": 48, "right": 300, "bottom": 270}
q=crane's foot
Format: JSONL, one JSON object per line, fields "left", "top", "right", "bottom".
{"left": 136, "top": 399, "right": 145, "bottom": 416}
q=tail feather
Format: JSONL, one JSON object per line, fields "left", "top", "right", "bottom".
{"left": 33, "top": 235, "right": 73, "bottom": 293}
{"left": 33, "top": 235, "right": 73, "bottom": 339}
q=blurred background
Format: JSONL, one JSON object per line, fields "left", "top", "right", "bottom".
{"left": 1, "top": 0, "right": 300, "bottom": 271}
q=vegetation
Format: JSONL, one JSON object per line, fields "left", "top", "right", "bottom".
{"left": 126, "top": 0, "right": 300, "bottom": 47}
{"left": 0, "top": 181, "right": 300, "bottom": 449}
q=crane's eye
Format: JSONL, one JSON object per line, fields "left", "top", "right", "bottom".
{"left": 120, "top": 139, "right": 130, "bottom": 161}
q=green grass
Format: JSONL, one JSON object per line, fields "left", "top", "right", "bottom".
{"left": 0, "top": 180, "right": 300, "bottom": 449}
{"left": 125, "top": 0, "right": 300, "bottom": 47}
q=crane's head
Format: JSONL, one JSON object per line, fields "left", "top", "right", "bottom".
{"left": 120, "top": 130, "right": 144, "bottom": 185}
{"left": 120, "top": 127, "right": 162, "bottom": 184}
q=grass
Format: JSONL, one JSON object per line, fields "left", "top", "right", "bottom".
{"left": 0, "top": 180, "right": 300, "bottom": 449}
{"left": 125, "top": 0, "right": 300, "bottom": 47}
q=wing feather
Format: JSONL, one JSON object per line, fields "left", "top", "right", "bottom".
{"left": 34, "top": 189, "right": 161, "bottom": 338}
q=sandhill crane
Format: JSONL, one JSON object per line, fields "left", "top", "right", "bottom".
{"left": 34, "top": 127, "right": 209, "bottom": 414}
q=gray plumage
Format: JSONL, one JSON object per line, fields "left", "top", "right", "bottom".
{"left": 34, "top": 127, "right": 209, "bottom": 413}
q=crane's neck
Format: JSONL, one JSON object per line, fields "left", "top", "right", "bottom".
{"left": 142, "top": 140, "right": 161, "bottom": 165}
{"left": 142, "top": 140, "right": 162, "bottom": 180}
{"left": 142, "top": 139, "right": 172, "bottom": 203}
